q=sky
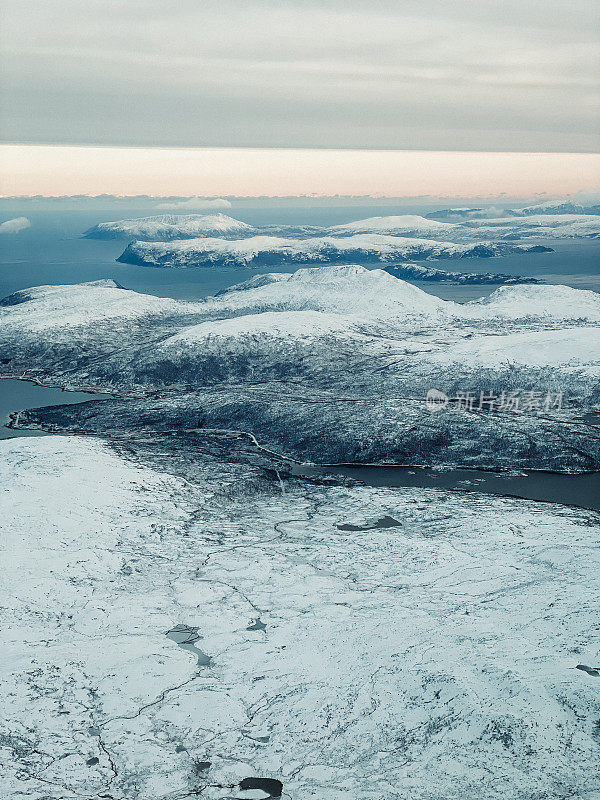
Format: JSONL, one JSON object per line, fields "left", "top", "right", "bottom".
{"left": 2, "top": 145, "right": 599, "bottom": 198}
{"left": 0, "top": 1, "right": 598, "bottom": 197}
{"left": 1, "top": 0, "right": 598, "bottom": 153}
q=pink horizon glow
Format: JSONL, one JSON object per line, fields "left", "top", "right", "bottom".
{"left": 1, "top": 144, "right": 599, "bottom": 199}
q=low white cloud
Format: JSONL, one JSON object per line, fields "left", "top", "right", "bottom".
{"left": 0, "top": 216, "right": 31, "bottom": 234}
{"left": 155, "top": 197, "right": 232, "bottom": 210}
{"left": 573, "top": 188, "right": 600, "bottom": 206}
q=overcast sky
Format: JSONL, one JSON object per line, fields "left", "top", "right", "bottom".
{"left": 1, "top": 0, "right": 598, "bottom": 153}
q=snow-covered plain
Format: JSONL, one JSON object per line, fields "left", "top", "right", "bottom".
{"left": 1, "top": 435, "right": 599, "bottom": 800}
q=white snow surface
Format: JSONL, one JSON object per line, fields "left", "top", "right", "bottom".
{"left": 162, "top": 310, "right": 361, "bottom": 346}
{"left": 0, "top": 280, "right": 186, "bottom": 331}
{"left": 510, "top": 198, "right": 600, "bottom": 215}
{"left": 1, "top": 435, "right": 599, "bottom": 799}
{"left": 459, "top": 214, "right": 600, "bottom": 239}
{"left": 427, "top": 326, "right": 600, "bottom": 373}
{"left": 206, "top": 265, "right": 453, "bottom": 320}
{"left": 467, "top": 283, "right": 600, "bottom": 322}
{"left": 330, "top": 213, "right": 600, "bottom": 240}
{"left": 2, "top": 269, "right": 600, "bottom": 343}
{"left": 465, "top": 214, "right": 600, "bottom": 227}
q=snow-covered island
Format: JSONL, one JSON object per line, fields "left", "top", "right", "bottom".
{"left": 116, "top": 234, "right": 552, "bottom": 268}
{"left": 1, "top": 264, "right": 599, "bottom": 799}
{"left": 382, "top": 263, "right": 542, "bottom": 284}
{"left": 84, "top": 213, "right": 255, "bottom": 240}
{"left": 85, "top": 210, "right": 600, "bottom": 249}
{"left": 328, "top": 213, "right": 600, "bottom": 241}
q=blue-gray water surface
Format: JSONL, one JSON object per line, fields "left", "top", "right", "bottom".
{"left": 1, "top": 207, "right": 598, "bottom": 303}
{"left": 0, "top": 379, "right": 111, "bottom": 439}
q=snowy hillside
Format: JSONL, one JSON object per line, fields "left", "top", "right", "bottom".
{"left": 84, "top": 213, "right": 254, "bottom": 240}
{"left": 467, "top": 283, "right": 600, "bottom": 322}
{"left": 2, "top": 265, "right": 599, "bottom": 471}
{"left": 0, "top": 279, "right": 186, "bottom": 331}
{"left": 117, "top": 234, "right": 552, "bottom": 268}
{"left": 427, "top": 327, "right": 600, "bottom": 372}
{"left": 459, "top": 214, "right": 600, "bottom": 239}
{"left": 425, "top": 208, "right": 487, "bottom": 220}
{"left": 208, "top": 265, "right": 453, "bottom": 319}
{"left": 509, "top": 200, "right": 600, "bottom": 216}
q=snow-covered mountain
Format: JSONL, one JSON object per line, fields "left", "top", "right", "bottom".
{"left": 330, "top": 214, "right": 600, "bottom": 241}
{"left": 328, "top": 214, "right": 457, "bottom": 236}
{"left": 466, "top": 283, "right": 600, "bottom": 321}
{"left": 84, "top": 213, "right": 254, "bottom": 240}
{"left": 2, "top": 265, "right": 599, "bottom": 472}
{"left": 427, "top": 199, "right": 600, "bottom": 219}
{"left": 117, "top": 234, "right": 551, "bottom": 268}
{"left": 0, "top": 279, "right": 186, "bottom": 330}
{"left": 209, "top": 264, "right": 452, "bottom": 319}
{"left": 459, "top": 214, "right": 600, "bottom": 239}
{"left": 425, "top": 207, "right": 488, "bottom": 220}
{"left": 509, "top": 200, "right": 600, "bottom": 216}
{"left": 3, "top": 202, "right": 600, "bottom": 800}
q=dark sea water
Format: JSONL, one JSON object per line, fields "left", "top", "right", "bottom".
{"left": 0, "top": 378, "right": 111, "bottom": 439}
{"left": 1, "top": 207, "right": 598, "bottom": 303}
{"left": 294, "top": 463, "right": 600, "bottom": 513}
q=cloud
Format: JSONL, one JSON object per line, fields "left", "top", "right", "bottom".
{"left": 1, "top": 0, "right": 598, "bottom": 152}
{"left": 573, "top": 188, "right": 600, "bottom": 206}
{"left": 155, "top": 197, "right": 232, "bottom": 210}
{"left": 0, "top": 216, "right": 31, "bottom": 234}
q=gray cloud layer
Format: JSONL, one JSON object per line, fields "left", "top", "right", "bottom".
{"left": 1, "top": 0, "right": 598, "bottom": 152}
